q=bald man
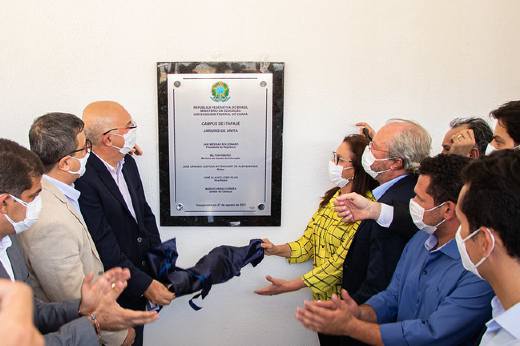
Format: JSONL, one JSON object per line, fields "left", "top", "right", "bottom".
{"left": 75, "top": 101, "right": 174, "bottom": 346}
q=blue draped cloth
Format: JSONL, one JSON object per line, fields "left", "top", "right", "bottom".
{"left": 146, "top": 238, "right": 264, "bottom": 309}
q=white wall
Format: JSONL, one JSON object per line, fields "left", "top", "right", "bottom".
{"left": 1, "top": 1, "right": 520, "bottom": 345}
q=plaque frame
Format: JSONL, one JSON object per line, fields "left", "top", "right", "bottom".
{"left": 157, "top": 62, "right": 284, "bottom": 226}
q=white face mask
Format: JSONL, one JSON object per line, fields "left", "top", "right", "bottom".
{"left": 2, "top": 194, "right": 42, "bottom": 234}
{"left": 67, "top": 151, "right": 90, "bottom": 177}
{"left": 361, "top": 146, "right": 393, "bottom": 179}
{"left": 111, "top": 128, "right": 137, "bottom": 155}
{"left": 455, "top": 226, "right": 495, "bottom": 279}
{"left": 409, "top": 199, "right": 446, "bottom": 235}
{"left": 328, "top": 161, "right": 354, "bottom": 188}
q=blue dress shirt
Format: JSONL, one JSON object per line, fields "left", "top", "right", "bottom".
{"left": 366, "top": 231, "right": 495, "bottom": 346}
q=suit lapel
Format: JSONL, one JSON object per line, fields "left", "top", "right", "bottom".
{"left": 88, "top": 153, "right": 134, "bottom": 219}
{"left": 122, "top": 161, "right": 143, "bottom": 225}
{"left": 6, "top": 235, "right": 28, "bottom": 282}
{"left": 43, "top": 179, "right": 103, "bottom": 263}
{"left": 0, "top": 254, "right": 9, "bottom": 279}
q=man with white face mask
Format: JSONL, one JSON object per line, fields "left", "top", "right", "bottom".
{"left": 329, "top": 119, "right": 431, "bottom": 345}
{"left": 0, "top": 138, "right": 159, "bottom": 346}
{"left": 456, "top": 149, "right": 520, "bottom": 345}
{"left": 75, "top": 101, "right": 175, "bottom": 346}
{"left": 296, "top": 154, "right": 494, "bottom": 346}
{"left": 18, "top": 113, "right": 133, "bottom": 346}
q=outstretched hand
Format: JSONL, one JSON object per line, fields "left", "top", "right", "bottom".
{"left": 333, "top": 193, "right": 381, "bottom": 223}
{"left": 254, "top": 275, "right": 306, "bottom": 296}
{"left": 254, "top": 275, "right": 288, "bottom": 295}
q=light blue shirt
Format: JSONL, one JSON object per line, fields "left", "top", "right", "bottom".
{"left": 366, "top": 231, "right": 495, "bottom": 346}
{"left": 480, "top": 297, "right": 520, "bottom": 345}
{"left": 372, "top": 174, "right": 408, "bottom": 201}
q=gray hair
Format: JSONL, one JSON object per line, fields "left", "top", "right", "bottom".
{"left": 386, "top": 119, "right": 432, "bottom": 175}
{"left": 84, "top": 117, "right": 111, "bottom": 146}
{"left": 29, "top": 113, "right": 84, "bottom": 173}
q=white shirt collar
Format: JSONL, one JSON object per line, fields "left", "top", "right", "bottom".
{"left": 0, "top": 235, "right": 12, "bottom": 257}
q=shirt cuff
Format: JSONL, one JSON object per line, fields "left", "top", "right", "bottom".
{"left": 376, "top": 204, "right": 394, "bottom": 227}
{"left": 380, "top": 323, "right": 407, "bottom": 346}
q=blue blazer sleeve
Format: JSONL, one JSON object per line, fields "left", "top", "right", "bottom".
{"left": 36, "top": 299, "right": 99, "bottom": 346}
{"left": 343, "top": 175, "right": 418, "bottom": 305}
{"left": 387, "top": 201, "right": 419, "bottom": 238}
{"left": 351, "top": 222, "right": 410, "bottom": 304}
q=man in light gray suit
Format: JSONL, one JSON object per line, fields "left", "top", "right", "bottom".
{"left": 19, "top": 112, "right": 131, "bottom": 346}
{"left": 0, "top": 138, "right": 158, "bottom": 346}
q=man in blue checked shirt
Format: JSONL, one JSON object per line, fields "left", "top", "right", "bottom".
{"left": 296, "top": 154, "right": 494, "bottom": 346}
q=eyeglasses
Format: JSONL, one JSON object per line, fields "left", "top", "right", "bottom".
{"left": 59, "top": 139, "right": 92, "bottom": 161}
{"left": 103, "top": 120, "right": 138, "bottom": 135}
{"left": 368, "top": 142, "right": 388, "bottom": 153}
{"left": 332, "top": 151, "right": 353, "bottom": 165}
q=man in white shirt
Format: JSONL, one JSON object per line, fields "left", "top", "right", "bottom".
{"left": 455, "top": 149, "right": 520, "bottom": 345}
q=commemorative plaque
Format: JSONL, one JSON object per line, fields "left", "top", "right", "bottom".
{"left": 157, "top": 62, "right": 284, "bottom": 226}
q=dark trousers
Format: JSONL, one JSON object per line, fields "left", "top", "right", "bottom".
{"left": 132, "top": 325, "right": 144, "bottom": 346}
{"left": 318, "top": 332, "right": 342, "bottom": 346}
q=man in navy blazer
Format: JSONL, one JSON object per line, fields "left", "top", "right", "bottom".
{"left": 337, "top": 120, "right": 431, "bottom": 346}
{"left": 75, "top": 101, "right": 174, "bottom": 346}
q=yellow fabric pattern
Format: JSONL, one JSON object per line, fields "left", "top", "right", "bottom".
{"left": 287, "top": 190, "right": 374, "bottom": 301}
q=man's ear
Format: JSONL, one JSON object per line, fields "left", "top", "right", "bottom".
{"left": 390, "top": 158, "right": 403, "bottom": 170}
{"left": 469, "top": 147, "right": 480, "bottom": 159}
{"left": 57, "top": 156, "right": 70, "bottom": 172}
{"left": 102, "top": 133, "right": 112, "bottom": 146}
{"left": 480, "top": 227, "right": 497, "bottom": 257}
{"left": 0, "top": 194, "right": 10, "bottom": 213}
{"left": 443, "top": 200, "right": 457, "bottom": 220}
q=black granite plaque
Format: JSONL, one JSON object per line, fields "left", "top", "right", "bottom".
{"left": 157, "top": 62, "right": 284, "bottom": 226}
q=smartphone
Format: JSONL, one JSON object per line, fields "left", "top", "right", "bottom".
{"left": 362, "top": 127, "right": 372, "bottom": 141}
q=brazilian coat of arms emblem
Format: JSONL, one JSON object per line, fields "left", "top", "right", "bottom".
{"left": 211, "top": 81, "right": 230, "bottom": 102}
